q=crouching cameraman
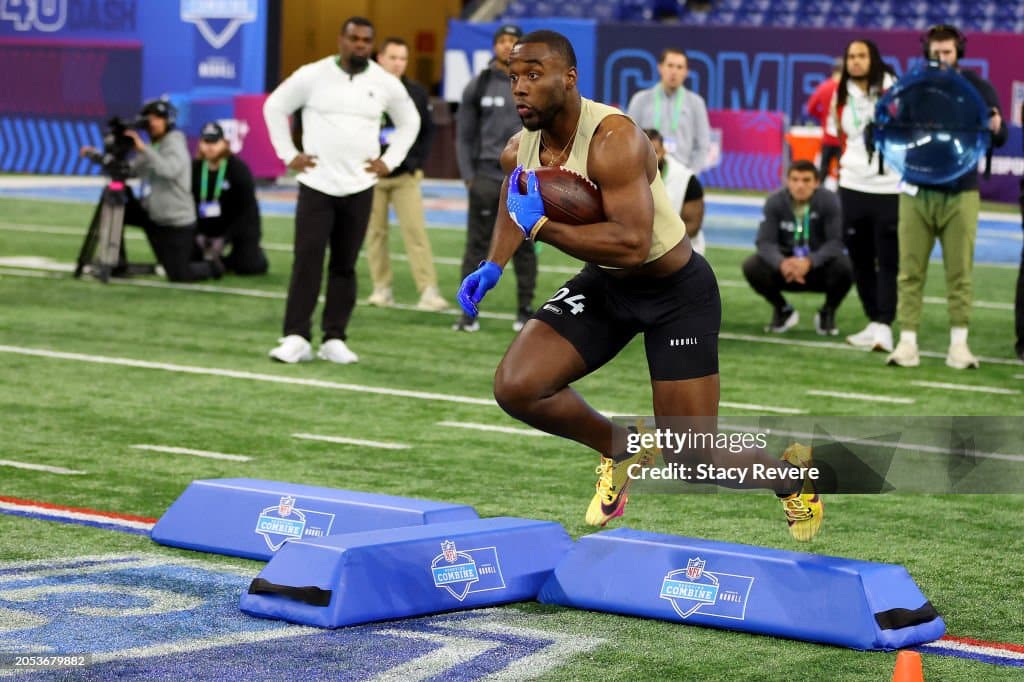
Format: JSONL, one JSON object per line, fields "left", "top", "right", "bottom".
{"left": 80, "top": 98, "right": 223, "bottom": 282}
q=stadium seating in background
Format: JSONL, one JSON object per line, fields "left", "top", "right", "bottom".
{"left": 500, "top": 0, "right": 1024, "bottom": 32}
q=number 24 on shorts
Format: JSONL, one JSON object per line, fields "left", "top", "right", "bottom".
{"left": 547, "top": 287, "right": 586, "bottom": 315}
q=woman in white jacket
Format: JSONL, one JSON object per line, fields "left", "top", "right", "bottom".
{"left": 828, "top": 39, "right": 901, "bottom": 353}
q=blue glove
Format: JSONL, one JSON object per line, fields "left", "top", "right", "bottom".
{"left": 506, "top": 165, "right": 546, "bottom": 239}
{"left": 456, "top": 261, "right": 503, "bottom": 317}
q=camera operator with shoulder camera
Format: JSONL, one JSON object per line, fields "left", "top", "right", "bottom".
{"left": 79, "top": 98, "right": 223, "bottom": 282}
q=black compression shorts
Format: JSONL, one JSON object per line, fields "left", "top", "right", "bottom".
{"left": 532, "top": 251, "right": 721, "bottom": 381}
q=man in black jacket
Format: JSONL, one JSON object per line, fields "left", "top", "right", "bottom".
{"left": 191, "top": 121, "right": 268, "bottom": 275}
{"left": 742, "top": 160, "right": 853, "bottom": 335}
{"left": 364, "top": 37, "right": 448, "bottom": 312}
{"left": 454, "top": 23, "right": 536, "bottom": 332}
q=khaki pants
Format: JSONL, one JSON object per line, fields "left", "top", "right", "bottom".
{"left": 896, "top": 189, "right": 979, "bottom": 332}
{"left": 365, "top": 170, "right": 438, "bottom": 293}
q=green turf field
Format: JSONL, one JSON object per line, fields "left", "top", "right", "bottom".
{"left": 1, "top": 195, "right": 1022, "bottom": 680}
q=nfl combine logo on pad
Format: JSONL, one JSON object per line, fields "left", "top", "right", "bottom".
{"left": 660, "top": 557, "right": 755, "bottom": 620}
{"left": 431, "top": 540, "right": 508, "bottom": 602}
{"left": 254, "top": 495, "right": 337, "bottom": 552}
{"left": 255, "top": 496, "right": 306, "bottom": 551}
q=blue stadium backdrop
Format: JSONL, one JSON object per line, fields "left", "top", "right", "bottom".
{"left": 444, "top": 20, "right": 1022, "bottom": 196}
{"left": 0, "top": 0, "right": 268, "bottom": 174}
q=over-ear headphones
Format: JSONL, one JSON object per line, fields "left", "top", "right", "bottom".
{"left": 139, "top": 97, "right": 177, "bottom": 127}
{"left": 921, "top": 24, "right": 966, "bottom": 60}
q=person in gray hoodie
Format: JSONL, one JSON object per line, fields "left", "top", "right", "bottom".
{"left": 81, "top": 98, "right": 222, "bottom": 282}
{"left": 454, "top": 23, "right": 537, "bottom": 332}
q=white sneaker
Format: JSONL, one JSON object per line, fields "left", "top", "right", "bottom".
{"left": 367, "top": 287, "right": 394, "bottom": 307}
{"left": 886, "top": 339, "right": 920, "bottom": 367}
{"left": 269, "top": 335, "right": 313, "bottom": 363}
{"left": 416, "top": 286, "right": 449, "bottom": 312}
{"left": 946, "top": 342, "right": 980, "bottom": 369}
{"left": 872, "top": 324, "right": 894, "bottom": 353}
{"left": 846, "top": 323, "right": 877, "bottom": 348}
{"left": 317, "top": 339, "right": 359, "bottom": 364}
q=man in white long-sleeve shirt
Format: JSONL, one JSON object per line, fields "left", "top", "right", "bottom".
{"left": 263, "top": 16, "right": 420, "bottom": 364}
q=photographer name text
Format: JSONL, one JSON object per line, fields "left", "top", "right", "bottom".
{"left": 627, "top": 462, "right": 820, "bottom": 485}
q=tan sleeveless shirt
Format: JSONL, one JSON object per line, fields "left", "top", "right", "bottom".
{"left": 515, "top": 97, "right": 685, "bottom": 265}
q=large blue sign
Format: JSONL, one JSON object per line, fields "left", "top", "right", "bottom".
{"left": 0, "top": 0, "right": 267, "bottom": 173}
{"left": 594, "top": 24, "right": 991, "bottom": 124}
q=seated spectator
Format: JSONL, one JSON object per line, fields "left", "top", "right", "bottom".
{"left": 644, "top": 128, "right": 706, "bottom": 255}
{"left": 742, "top": 160, "right": 853, "bottom": 335}
{"left": 191, "top": 122, "right": 268, "bottom": 275}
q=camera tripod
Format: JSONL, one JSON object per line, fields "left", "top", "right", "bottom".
{"left": 74, "top": 179, "right": 155, "bottom": 282}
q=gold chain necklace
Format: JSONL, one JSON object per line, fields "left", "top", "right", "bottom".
{"left": 540, "top": 115, "right": 580, "bottom": 167}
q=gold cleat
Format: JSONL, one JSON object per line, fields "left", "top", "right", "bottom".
{"left": 778, "top": 443, "right": 823, "bottom": 542}
{"left": 584, "top": 421, "right": 660, "bottom": 527}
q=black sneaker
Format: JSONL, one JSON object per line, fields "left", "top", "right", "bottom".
{"left": 814, "top": 306, "right": 838, "bottom": 336}
{"left": 513, "top": 306, "right": 533, "bottom": 332}
{"left": 451, "top": 314, "right": 479, "bottom": 332}
{"left": 766, "top": 304, "right": 799, "bottom": 333}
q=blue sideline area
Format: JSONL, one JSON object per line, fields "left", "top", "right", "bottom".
{"left": 0, "top": 180, "right": 1019, "bottom": 264}
{"left": 0, "top": 555, "right": 572, "bottom": 680}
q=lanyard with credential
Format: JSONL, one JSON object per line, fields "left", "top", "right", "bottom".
{"left": 200, "top": 162, "right": 227, "bottom": 202}
{"left": 653, "top": 87, "right": 684, "bottom": 132}
{"left": 794, "top": 205, "right": 810, "bottom": 245}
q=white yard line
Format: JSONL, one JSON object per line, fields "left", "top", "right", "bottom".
{"left": 0, "top": 459, "right": 86, "bottom": 475}
{"left": 0, "top": 344, "right": 808, "bottom": 420}
{"left": 720, "top": 332, "right": 1022, "bottom": 367}
{"left": 0, "top": 345, "right": 498, "bottom": 407}
{"left": 436, "top": 421, "right": 553, "bottom": 437}
{"left": 291, "top": 433, "right": 411, "bottom": 450}
{"left": 806, "top": 389, "right": 915, "bottom": 405}
{"left": 716, "top": 424, "right": 1024, "bottom": 463}
{"left": 911, "top": 380, "right": 1020, "bottom": 395}
{"left": 7, "top": 263, "right": 1019, "bottom": 365}
{"left": 130, "top": 444, "right": 252, "bottom": 462}
{"left": 718, "top": 401, "right": 807, "bottom": 414}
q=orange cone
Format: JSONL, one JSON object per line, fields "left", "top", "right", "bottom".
{"left": 891, "top": 650, "right": 924, "bottom": 682}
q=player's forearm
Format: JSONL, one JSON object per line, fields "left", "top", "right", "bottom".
{"left": 538, "top": 220, "right": 650, "bottom": 268}
{"left": 486, "top": 221, "right": 527, "bottom": 268}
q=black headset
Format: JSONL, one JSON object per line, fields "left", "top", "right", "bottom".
{"left": 921, "top": 24, "right": 966, "bottom": 60}
{"left": 139, "top": 97, "right": 177, "bottom": 127}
